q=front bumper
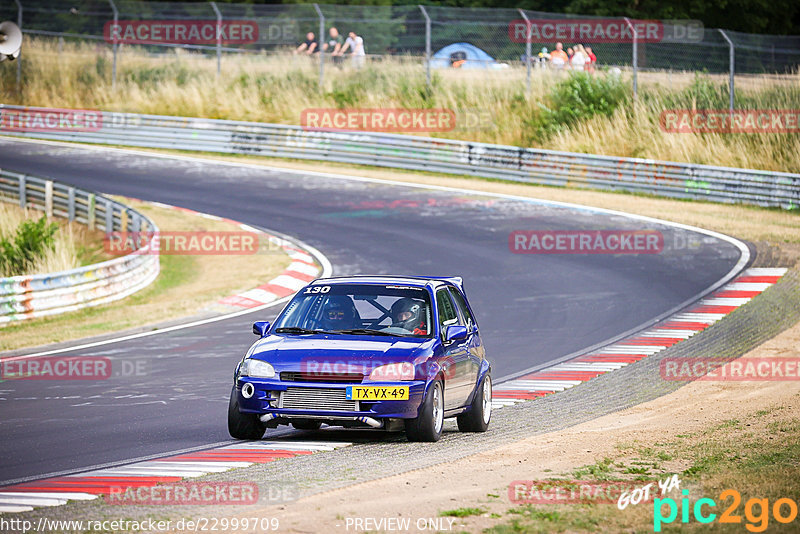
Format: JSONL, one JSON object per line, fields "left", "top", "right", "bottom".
{"left": 236, "top": 377, "right": 426, "bottom": 420}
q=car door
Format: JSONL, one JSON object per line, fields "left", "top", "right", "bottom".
{"left": 436, "top": 287, "right": 470, "bottom": 410}
{"left": 448, "top": 286, "right": 483, "bottom": 397}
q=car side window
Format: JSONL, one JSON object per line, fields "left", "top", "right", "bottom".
{"left": 448, "top": 287, "right": 474, "bottom": 330}
{"left": 436, "top": 289, "right": 461, "bottom": 332}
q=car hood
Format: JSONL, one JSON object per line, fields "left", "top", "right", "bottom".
{"left": 250, "top": 334, "right": 434, "bottom": 373}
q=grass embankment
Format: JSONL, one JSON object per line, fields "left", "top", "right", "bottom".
{"left": 0, "top": 198, "right": 291, "bottom": 352}
{"left": 0, "top": 202, "right": 108, "bottom": 277}
{"left": 483, "top": 400, "right": 800, "bottom": 533}
{"left": 2, "top": 38, "right": 799, "bottom": 173}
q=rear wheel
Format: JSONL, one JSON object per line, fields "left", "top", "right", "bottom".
{"left": 457, "top": 373, "right": 492, "bottom": 432}
{"left": 405, "top": 380, "right": 444, "bottom": 442}
{"left": 228, "top": 386, "right": 266, "bottom": 440}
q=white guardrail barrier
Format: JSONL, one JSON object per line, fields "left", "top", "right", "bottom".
{"left": 1, "top": 105, "right": 798, "bottom": 209}
{"left": 0, "top": 169, "right": 159, "bottom": 324}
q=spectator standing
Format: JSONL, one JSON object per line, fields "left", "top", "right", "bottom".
{"left": 549, "top": 42, "right": 568, "bottom": 69}
{"left": 294, "top": 32, "right": 317, "bottom": 55}
{"left": 585, "top": 46, "right": 597, "bottom": 73}
{"left": 571, "top": 44, "right": 587, "bottom": 71}
{"left": 341, "top": 31, "right": 366, "bottom": 68}
{"left": 326, "top": 27, "right": 345, "bottom": 66}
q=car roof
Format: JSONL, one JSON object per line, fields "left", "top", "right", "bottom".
{"left": 311, "top": 275, "right": 463, "bottom": 291}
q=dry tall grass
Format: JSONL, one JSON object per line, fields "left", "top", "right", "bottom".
{"left": 2, "top": 38, "right": 799, "bottom": 172}
{"left": 0, "top": 202, "right": 107, "bottom": 277}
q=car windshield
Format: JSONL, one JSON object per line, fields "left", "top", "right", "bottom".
{"left": 273, "top": 283, "right": 433, "bottom": 338}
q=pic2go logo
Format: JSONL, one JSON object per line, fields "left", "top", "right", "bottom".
{"left": 654, "top": 489, "right": 799, "bottom": 532}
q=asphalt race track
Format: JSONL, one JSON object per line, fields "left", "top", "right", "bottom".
{"left": 0, "top": 139, "right": 745, "bottom": 485}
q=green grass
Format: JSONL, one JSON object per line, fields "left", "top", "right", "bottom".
{"left": 485, "top": 401, "right": 800, "bottom": 533}
{"left": 439, "top": 507, "right": 486, "bottom": 518}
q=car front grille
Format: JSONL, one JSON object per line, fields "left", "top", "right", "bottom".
{"left": 280, "top": 371, "right": 363, "bottom": 384}
{"left": 279, "top": 387, "right": 358, "bottom": 412}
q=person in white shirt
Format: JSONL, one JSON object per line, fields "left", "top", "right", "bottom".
{"left": 341, "top": 31, "right": 366, "bottom": 68}
{"left": 571, "top": 44, "right": 587, "bottom": 71}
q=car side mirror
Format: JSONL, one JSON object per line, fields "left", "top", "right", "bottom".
{"left": 445, "top": 325, "right": 468, "bottom": 342}
{"left": 253, "top": 321, "right": 270, "bottom": 337}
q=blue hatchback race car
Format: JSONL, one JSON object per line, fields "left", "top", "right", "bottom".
{"left": 228, "top": 276, "right": 492, "bottom": 442}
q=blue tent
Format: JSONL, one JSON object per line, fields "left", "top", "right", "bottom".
{"left": 429, "top": 42, "right": 508, "bottom": 70}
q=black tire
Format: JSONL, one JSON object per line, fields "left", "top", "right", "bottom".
{"left": 457, "top": 373, "right": 492, "bottom": 432}
{"left": 405, "top": 380, "right": 444, "bottom": 442}
{"left": 228, "top": 386, "right": 266, "bottom": 440}
{"left": 291, "top": 419, "right": 322, "bottom": 431}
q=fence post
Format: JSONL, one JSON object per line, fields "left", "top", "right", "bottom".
{"left": 87, "top": 193, "right": 96, "bottom": 230}
{"left": 14, "top": 0, "right": 22, "bottom": 90}
{"left": 518, "top": 9, "right": 531, "bottom": 94}
{"left": 68, "top": 187, "right": 75, "bottom": 221}
{"left": 718, "top": 29, "right": 735, "bottom": 112}
{"left": 108, "top": 0, "right": 118, "bottom": 89}
{"left": 45, "top": 180, "right": 53, "bottom": 218}
{"left": 418, "top": 5, "right": 431, "bottom": 92}
{"left": 210, "top": 2, "right": 222, "bottom": 77}
{"left": 18, "top": 174, "right": 26, "bottom": 209}
{"left": 313, "top": 4, "right": 324, "bottom": 92}
{"left": 624, "top": 17, "right": 638, "bottom": 101}
{"left": 105, "top": 199, "right": 113, "bottom": 233}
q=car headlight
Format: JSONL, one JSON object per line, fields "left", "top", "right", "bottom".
{"left": 368, "top": 362, "right": 415, "bottom": 381}
{"left": 239, "top": 359, "right": 275, "bottom": 379}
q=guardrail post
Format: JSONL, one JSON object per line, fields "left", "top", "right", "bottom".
{"left": 718, "top": 29, "right": 735, "bottom": 112}
{"left": 210, "top": 1, "right": 222, "bottom": 78}
{"left": 14, "top": 0, "right": 22, "bottom": 90}
{"left": 624, "top": 17, "right": 638, "bottom": 101}
{"left": 108, "top": 0, "right": 118, "bottom": 89}
{"left": 87, "top": 193, "right": 96, "bottom": 230}
{"left": 418, "top": 5, "right": 431, "bottom": 92}
{"left": 120, "top": 208, "right": 129, "bottom": 232}
{"left": 18, "top": 174, "right": 26, "bottom": 208}
{"left": 67, "top": 187, "right": 75, "bottom": 221}
{"left": 518, "top": 9, "right": 531, "bottom": 94}
{"left": 313, "top": 4, "right": 324, "bottom": 92}
{"left": 105, "top": 199, "right": 114, "bottom": 233}
{"left": 44, "top": 180, "right": 53, "bottom": 218}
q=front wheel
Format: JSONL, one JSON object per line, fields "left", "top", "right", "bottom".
{"left": 405, "top": 380, "right": 444, "bottom": 442}
{"left": 457, "top": 373, "right": 492, "bottom": 432}
{"left": 228, "top": 386, "right": 266, "bottom": 440}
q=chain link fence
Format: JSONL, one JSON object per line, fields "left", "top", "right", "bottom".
{"left": 2, "top": 1, "right": 799, "bottom": 105}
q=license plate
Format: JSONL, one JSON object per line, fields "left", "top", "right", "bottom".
{"left": 346, "top": 386, "right": 409, "bottom": 401}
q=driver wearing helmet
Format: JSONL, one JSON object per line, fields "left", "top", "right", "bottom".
{"left": 391, "top": 298, "right": 428, "bottom": 335}
{"left": 321, "top": 295, "right": 357, "bottom": 331}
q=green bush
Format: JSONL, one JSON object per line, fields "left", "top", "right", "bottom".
{"left": 0, "top": 216, "right": 59, "bottom": 277}
{"left": 533, "top": 72, "right": 629, "bottom": 141}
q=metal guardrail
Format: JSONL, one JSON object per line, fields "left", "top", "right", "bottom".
{"left": 0, "top": 105, "right": 798, "bottom": 209}
{"left": 0, "top": 168, "right": 160, "bottom": 324}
